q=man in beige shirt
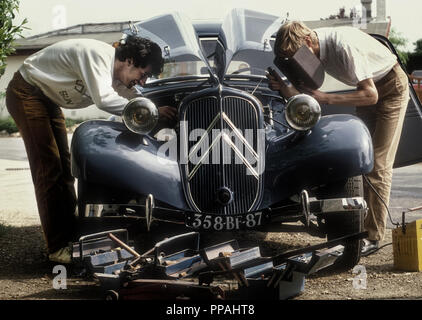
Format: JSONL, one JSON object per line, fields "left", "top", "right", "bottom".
{"left": 267, "top": 21, "right": 409, "bottom": 257}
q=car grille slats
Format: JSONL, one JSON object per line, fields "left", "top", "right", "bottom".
{"left": 182, "top": 91, "right": 263, "bottom": 215}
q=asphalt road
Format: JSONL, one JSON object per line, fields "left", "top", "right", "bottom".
{"left": 1, "top": 135, "right": 422, "bottom": 227}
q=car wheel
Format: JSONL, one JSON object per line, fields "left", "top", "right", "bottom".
{"left": 321, "top": 175, "right": 365, "bottom": 270}
{"left": 104, "top": 290, "right": 119, "bottom": 301}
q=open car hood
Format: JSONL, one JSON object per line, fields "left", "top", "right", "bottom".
{"left": 124, "top": 9, "right": 285, "bottom": 84}
{"left": 126, "top": 12, "right": 215, "bottom": 82}
{"left": 217, "top": 8, "right": 285, "bottom": 79}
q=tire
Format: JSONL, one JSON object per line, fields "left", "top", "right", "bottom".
{"left": 104, "top": 290, "right": 119, "bottom": 301}
{"left": 321, "top": 176, "right": 365, "bottom": 270}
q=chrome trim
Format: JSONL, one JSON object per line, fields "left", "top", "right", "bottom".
{"left": 188, "top": 130, "right": 222, "bottom": 181}
{"left": 182, "top": 96, "right": 219, "bottom": 213}
{"left": 182, "top": 92, "right": 263, "bottom": 214}
{"left": 221, "top": 133, "right": 259, "bottom": 180}
{"left": 300, "top": 190, "right": 311, "bottom": 227}
{"left": 187, "top": 111, "right": 260, "bottom": 181}
{"left": 317, "top": 197, "right": 367, "bottom": 213}
{"left": 145, "top": 194, "right": 155, "bottom": 231}
{"left": 188, "top": 112, "right": 221, "bottom": 160}
{"left": 223, "top": 96, "right": 263, "bottom": 213}
{"left": 221, "top": 112, "right": 258, "bottom": 160}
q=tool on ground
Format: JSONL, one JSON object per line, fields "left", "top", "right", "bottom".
{"left": 71, "top": 229, "right": 367, "bottom": 300}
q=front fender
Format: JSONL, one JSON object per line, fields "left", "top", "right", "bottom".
{"left": 261, "top": 114, "right": 374, "bottom": 207}
{"left": 71, "top": 120, "right": 189, "bottom": 210}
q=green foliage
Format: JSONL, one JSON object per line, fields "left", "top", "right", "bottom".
{"left": 414, "top": 39, "right": 422, "bottom": 54}
{"left": 405, "top": 38, "right": 422, "bottom": 73}
{"left": 0, "top": 222, "right": 12, "bottom": 238}
{"left": 65, "top": 118, "right": 84, "bottom": 128}
{"left": 0, "top": 0, "right": 28, "bottom": 77}
{"left": 0, "top": 117, "right": 18, "bottom": 133}
{"left": 389, "top": 28, "right": 409, "bottom": 66}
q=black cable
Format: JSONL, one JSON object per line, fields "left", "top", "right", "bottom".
{"left": 363, "top": 174, "right": 400, "bottom": 228}
{"left": 363, "top": 242, "right": 393, "bottom": 256}
{"left": 361, "top": 175, "right": 400, "bottom": 257}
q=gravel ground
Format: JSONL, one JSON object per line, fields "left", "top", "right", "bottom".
{"left": 0, "top": 221, "right": 421, "bottom": 301}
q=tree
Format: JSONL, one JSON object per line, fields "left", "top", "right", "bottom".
{"left": 414, "top": 39, "right": 422, "bottom": 54}
{"left": 388, "top": 27, "right": 409, "bottom": 66}
{"left": 0, "top": 0, "right": 28, "bottom": 78}
{"left": 407, "top": 39, "right": 422, "bottom": 73}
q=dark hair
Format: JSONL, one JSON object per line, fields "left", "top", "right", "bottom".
{"left": 115, "top": 35, "right": 164, "bottom": 76}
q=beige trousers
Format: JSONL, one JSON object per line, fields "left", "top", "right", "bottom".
{"left": 356, "top": 63, "right": 410, "bottom": 241}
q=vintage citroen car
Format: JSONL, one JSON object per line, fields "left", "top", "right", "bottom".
{"left": 71, "top": 9, "right": 422, "bottom": 269}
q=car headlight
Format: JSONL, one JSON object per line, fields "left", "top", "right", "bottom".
{"left": 285, "top": 94, "right": 321, "bottom": 131}
{"left": 122, "top": 97, "right": 159, "bottom": 135}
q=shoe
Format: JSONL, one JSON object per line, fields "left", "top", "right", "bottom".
{"left": 48, "top": 246, "right": 72, "bottom": 264}
{"left": 361, "top": 239, "right": 379, "bottom": 257}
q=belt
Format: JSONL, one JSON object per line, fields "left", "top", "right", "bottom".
{"left": 375, "top": 63, "right": 400, "bottom": 86}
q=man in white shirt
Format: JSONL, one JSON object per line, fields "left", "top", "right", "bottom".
{"left": 6, "top": 35, "right": 176, "bottom": 263}
{"left": 267, "top": 21, "right": 409, "bottom": 257}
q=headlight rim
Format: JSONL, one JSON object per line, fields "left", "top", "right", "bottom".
{"left": 122, "top": 97, "right": 159, "bottom": 135}
{"left": 284, "top": 93, "right": 321, "bottom": 131}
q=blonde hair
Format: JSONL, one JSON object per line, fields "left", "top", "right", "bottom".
{"left": 274, "top": 21, "right": 317, "bottom": 58}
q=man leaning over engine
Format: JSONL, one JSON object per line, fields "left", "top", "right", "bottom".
{"left": 6, "top": 35, "right": 177, "bottom": 263}
{"left": 267, "top": 21, "right": 409, "bottom": 257}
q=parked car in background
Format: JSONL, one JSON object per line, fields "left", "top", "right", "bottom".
{"left": 410, "top": 70, "right": 422, "bottom": 102}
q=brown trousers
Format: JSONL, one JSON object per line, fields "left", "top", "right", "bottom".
{"left": 6, "top": 71, "right": 77, "bottom": 253}
{"left": 356, "top": 64, "right": 410, "bottom": 241}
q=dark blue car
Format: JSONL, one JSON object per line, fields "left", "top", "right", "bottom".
{"left": 71, "top": 9, "right": 422, "bottom": 270}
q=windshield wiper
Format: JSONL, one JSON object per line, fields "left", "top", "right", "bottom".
{"left": 224, "top": 74, "right": 267, "bottom": 81}
{"left": 143, "top": 76, "right": 210, "bottom": 87}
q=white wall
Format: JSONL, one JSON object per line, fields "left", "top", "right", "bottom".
{"left": 0, "top": 56, "right": 24, "bottom": 118}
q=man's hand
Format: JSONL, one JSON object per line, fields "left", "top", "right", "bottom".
{"left": 266, "top": 69, "right": 285, "bottom": 92}
{"left": 158, "top": 106, "right": 177, "bottom": 121}
{"left": 266, "top": 69, "right": 300, "bottom": 98}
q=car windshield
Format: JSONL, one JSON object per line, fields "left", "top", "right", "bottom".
{"left": 157, "top": 39, "right": 216, "bottom": 80}
{"left": 158, "top": 58, "right": 209, "bottom": 79}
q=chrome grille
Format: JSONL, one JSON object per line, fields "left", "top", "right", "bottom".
{"left": 182, "top": 92, "right": 263, "bottom": 215}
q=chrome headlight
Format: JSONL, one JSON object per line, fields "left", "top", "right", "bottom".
{"left": 285, "top": 94, "right": 321, "bottom": 131}
{"left": 122, "top": 97, "right": 159, "bottom": 135}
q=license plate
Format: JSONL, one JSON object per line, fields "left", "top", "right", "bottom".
{"left": 185, "top": 211, "right": 268, "bottom": 231}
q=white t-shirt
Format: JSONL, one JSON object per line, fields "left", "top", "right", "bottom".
{"left": 315, "top": 27, "right": 397, "bottom": 86}
{"left": 19, "top": 38, "right": 130, "bottom": 115}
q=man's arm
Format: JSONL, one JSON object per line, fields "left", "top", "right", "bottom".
{"left": 113, "top": 80, "right": 177, "bottom": 121}
{"left": 76, "top": 50, "right": 129, "bottom": 115}
{"left": 308, "top": 78, "right": 378, "bottom": 106}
